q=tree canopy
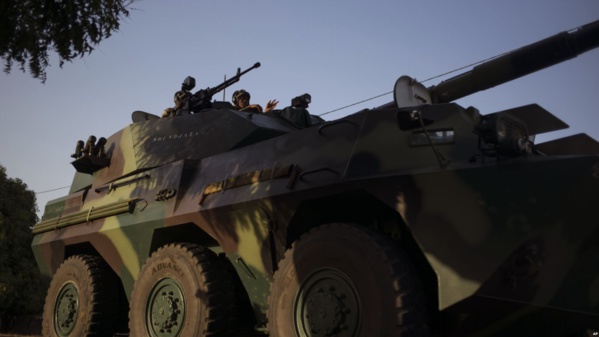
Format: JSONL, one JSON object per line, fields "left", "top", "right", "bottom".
{"left": 0, "top": 165, "right": 46, "bottom": 316}
{"left": 0, "top": 0, "right": 134, "bottom": 83}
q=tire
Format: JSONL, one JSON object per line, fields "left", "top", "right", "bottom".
{"left": 128, "top": 243, "right": 238, "bottom": 337}
{"left": 267, "top": 223, "right": 428, "bottom": 337}
{"left": 42, "top": 254, "right": 120, "bottom": 337}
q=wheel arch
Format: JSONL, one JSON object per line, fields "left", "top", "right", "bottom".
{"left": 64, "top": 241, "right": 99, "bottom": 258}
{"left": 149, "top": 222, "right": 220, "bottom": 254}
{"left": 284, "top": 190, "right": 439, "bottom": 315}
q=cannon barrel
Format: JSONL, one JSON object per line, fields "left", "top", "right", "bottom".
{"left": 426, "top": 20, "right": 599, "bottom": 104}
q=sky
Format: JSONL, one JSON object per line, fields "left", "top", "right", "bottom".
{"left": 1, "top": 0, "right": 598, "bottom": 218}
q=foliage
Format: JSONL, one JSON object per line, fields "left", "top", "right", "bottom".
{"left": 0, "top": 0, "right": 134, "bottom": 83}
{"left": 0, "top": 165, "right": 46, "bottom": 316}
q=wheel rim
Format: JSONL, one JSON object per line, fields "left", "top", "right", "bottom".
{"left": 146, "top": 277, "right": 186, "bottom": 337}
{"left": 294, "top": 268, "right": 361, "bottom": 337}
{"left": 54, "top": 282, "right": 79, "bottom": 337}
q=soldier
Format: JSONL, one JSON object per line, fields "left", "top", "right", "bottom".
{"left": 232, "top": 89, "right": 278, "bottom": 113}
{"left": 162, "top": 90, "right": 190, "bottom": 117}
{"left": 161, "top": 107, "right": 175, "bottom": 118}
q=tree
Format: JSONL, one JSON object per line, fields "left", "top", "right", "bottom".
{"left": 0, "top": 0, "right": 134, "bottom": 83}
{"left": 0, "top": 165, "right": 46, "bottom": 316}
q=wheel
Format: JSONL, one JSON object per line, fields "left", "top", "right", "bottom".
{"left": 42, "top": 255, "right": 121, "bottom": 337}
{"left": 128, "top": 243, "right": 238, "bottom": 337}
{"left": 267, "top": 223, "right": 428, "bottom": 337}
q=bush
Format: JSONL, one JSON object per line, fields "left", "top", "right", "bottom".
{"left": 0, "top": 165, "right": 47, "bottom": 317}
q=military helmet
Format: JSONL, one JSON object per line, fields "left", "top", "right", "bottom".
{"left": 174, "top": 91, "right": 188, "bottom": 104}
{"left": 232, "top": 89, "right": 250, "bottom": 106}
{"left": 173, "top": 90, "right": 189, "bottom": 109}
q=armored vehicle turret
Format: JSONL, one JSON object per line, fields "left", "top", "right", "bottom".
{"left": 33, "top": 20, "right": 599, "bottom": 337}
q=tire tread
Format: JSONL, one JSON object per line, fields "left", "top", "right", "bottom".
{"left": 42, "top": 254, "right": 120, "bottom": 337}
{"left": 129, "top": 243, "right": 238, "bottom": 336}
{"left": 267, "top": 223, "right": 429, "bottom": 337}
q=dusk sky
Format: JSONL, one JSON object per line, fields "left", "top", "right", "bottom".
{"left": 1, "top": 0, "right": 598, "bottom": 217}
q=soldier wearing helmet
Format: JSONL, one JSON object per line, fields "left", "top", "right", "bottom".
{"left": 162, "top": 90, "right": 191, "bottom": 117}
{"left": 232, "top": 89, "right": 278, "bottom": 113}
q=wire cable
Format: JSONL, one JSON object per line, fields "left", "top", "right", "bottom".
{"left": 318, "top": 52, "right": 508, "bottom": 117}
{"left": 36, "top": 186, "right": 70, "bottom": 194}
{"left": 0, "top": 185, "right": 70, "bottom": 202}
{"left": 318, "top": 91, "right": 392, "bottom": 117}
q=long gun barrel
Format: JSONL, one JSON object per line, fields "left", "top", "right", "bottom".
{"left": 425, "top": 20, "right": 599, "bottom": 104}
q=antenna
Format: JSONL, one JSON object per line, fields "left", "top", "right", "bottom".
{"left": 222, "top": 75, "right": 226, "bottom": 101}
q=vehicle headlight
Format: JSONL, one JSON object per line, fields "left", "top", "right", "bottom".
{"left": 477, "top": 113, "right": 533, "bottom": 157}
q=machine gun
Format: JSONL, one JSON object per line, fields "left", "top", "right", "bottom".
{"left": 175, "top": 62, "right": 261, "bottom": 115}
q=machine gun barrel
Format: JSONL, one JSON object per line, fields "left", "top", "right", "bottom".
{"left": 199, "top": 62, "right": 261, "bottom": 98}
{"left": 427, "top": 20, "right": 599, "bottom": 104}
{"left": 186, "top": 62, "right": 261, "bottom": 113}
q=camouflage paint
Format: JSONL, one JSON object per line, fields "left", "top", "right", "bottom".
{"left": 32, "top": 20, "right": 599, "bottom": 335}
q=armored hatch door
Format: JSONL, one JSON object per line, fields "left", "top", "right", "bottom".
{"left": 485, "top": 104, "right": 569, "bottom": 136}
{"left": 130, "top": 109, "right": 293, "bottom": 171}
{"left": 131, "top": 110, "right": 160, "bottom": 123}
{"left": 536, "top": 133, "right": 599, "bottom": 155}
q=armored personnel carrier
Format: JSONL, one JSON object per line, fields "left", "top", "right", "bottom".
{"left": 32, "top": 20, "right": 599, "bottom": 337}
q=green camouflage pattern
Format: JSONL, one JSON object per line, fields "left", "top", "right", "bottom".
{"left": 32, "top": 21, "right": 599, "bottom": 336}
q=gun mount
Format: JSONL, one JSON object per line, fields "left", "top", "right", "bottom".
{"left": 174, "top": 62, "right": 261, "bottom": 115}
{"left": 33, "top": 21, "right": 599, "bottom": 337}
